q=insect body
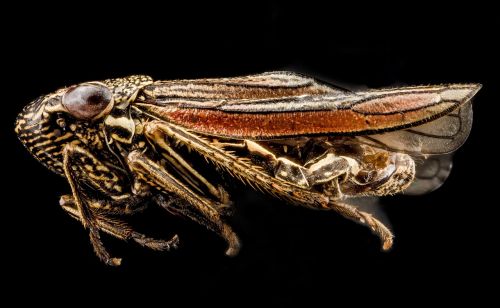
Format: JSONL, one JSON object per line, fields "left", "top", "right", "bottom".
{"left": 15, "top": 72, "right": 480, "bottom": 265}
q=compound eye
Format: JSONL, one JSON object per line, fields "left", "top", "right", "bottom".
{"left": 62, "top": 83, "right": 113, "bottom": 120}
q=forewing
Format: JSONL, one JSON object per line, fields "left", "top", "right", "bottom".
{"left": 141, "top": 71, "right": 345, "bottom": 104}
{"left": 356, "top": 101, "right": 473, "bottom": 155}
{"left": 137, "top": 72, "right": 480, "bottom": 139}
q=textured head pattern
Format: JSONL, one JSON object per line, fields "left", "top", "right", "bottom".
{"left": 15, "top": 75, "right": 153, "bottom": 175}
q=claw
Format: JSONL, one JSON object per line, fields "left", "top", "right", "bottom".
{"left": 382, "top": 237, "right": 393, "bottom": 251}
{"left": 215, "top": 203, "right": 235, "bottom": 216}
{"left": 109, "top": 258, "right": 122, "bottom": 266}
{"left": 223, "top": 230, "right": 241, "bottom": 257}
{"left": 225, "top": 244, "right": 240, "bottom": 257}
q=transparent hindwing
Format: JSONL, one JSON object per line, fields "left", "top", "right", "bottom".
{"left": 356, "top": 102, "right": 473, "bottom": 195}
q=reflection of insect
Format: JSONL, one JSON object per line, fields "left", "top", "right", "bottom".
{"left": 15, "top": 72, "right": 480, "bottom": 265}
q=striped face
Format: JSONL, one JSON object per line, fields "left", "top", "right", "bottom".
{"left": 15, "top": 92, "right": 76, "bottom": 174}
{"left": 15, "top": 75, "right": 154, "bottom": 175}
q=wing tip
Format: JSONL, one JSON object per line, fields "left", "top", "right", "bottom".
{"left": 441, "top": 83, "right": 482, "bottom": 103}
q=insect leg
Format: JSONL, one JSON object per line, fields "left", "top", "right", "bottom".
{"left": 62, "top": 144, "right": 124, "bottom": 266}
{"left": 146, "top": 131, "right": 232, "bottom": 211}
{"left": 326, "top": 200, "right": 393, "bottom": 250}
{"left": 59, "top": 195, "right": 179, "bottom": 251}
{"left": 126, "top": 150, "right": 241, "bottom": 256}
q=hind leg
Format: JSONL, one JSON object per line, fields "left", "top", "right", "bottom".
{"left": 324, "top": 200, "right": 393, "bottom": 250}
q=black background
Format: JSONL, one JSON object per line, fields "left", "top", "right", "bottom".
{"left": 2, "top": 2, "right": 497, "bottom": 305}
